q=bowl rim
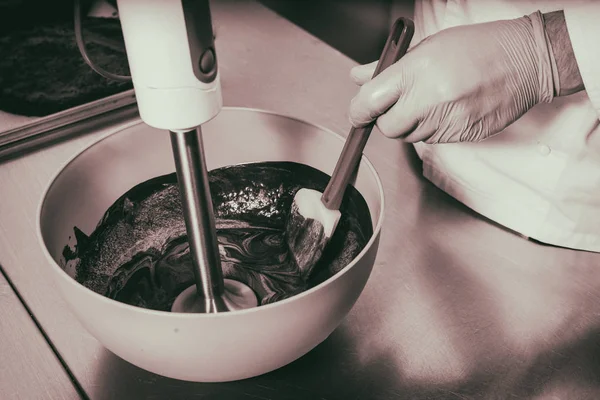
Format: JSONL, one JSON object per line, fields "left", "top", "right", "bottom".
{"left": 36, "top": 106, "right": 386, "bottom": 319}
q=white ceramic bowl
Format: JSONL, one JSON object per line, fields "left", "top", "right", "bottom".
{"left": 38, "top": 107, "right": 384, "bottom": 382}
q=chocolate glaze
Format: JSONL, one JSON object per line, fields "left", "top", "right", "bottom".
{"left": 62, "top": 162, "right": 373, "bottom": 311}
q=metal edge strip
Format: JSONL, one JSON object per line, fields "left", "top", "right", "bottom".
{"left": 0, "top": 89, "right": 137, "bottom": 148}
{"left": 0, "top": 101, "right": 140, "bottom": 163}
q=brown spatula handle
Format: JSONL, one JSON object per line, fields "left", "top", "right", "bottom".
{"left": 321, "top": 17, "right": 414, "bottom": 210}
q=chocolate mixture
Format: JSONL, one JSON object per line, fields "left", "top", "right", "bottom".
{"left": 62, "top": 162, "right": 373, "bottom": 311}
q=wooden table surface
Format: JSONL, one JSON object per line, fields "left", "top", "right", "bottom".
{"left": 1, "top": 1, "right": 600, "bottom": 399}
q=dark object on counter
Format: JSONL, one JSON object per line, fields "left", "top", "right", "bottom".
{"left": 0, "top": 17, "right": 131, "bottom": 117}
{"left": 62, "top": 161, "right": 373, "bottom": 312}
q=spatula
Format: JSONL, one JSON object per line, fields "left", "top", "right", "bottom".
{"left": 286, "top": 17, "right": 415, "bottom": 279}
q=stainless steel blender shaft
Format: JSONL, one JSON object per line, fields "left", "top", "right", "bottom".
{"left": 170, "top": 128, "right": 227, "bottom": 313}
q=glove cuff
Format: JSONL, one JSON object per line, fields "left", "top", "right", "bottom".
{"left": 528, "top": 10, "right": 560, "bottom": 103}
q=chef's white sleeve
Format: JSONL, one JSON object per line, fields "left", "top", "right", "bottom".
{"left": 564, "top": 2, "right": 600, "bottom": 118}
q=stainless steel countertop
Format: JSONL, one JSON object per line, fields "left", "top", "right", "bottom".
{"left": 2, "top": 1, "right": 600, "bottom": 399}
{"left": 0, "top": 273, "right": 79, "bottom": 400}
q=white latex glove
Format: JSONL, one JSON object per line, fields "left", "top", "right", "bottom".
{"left": 349, "top": 11, "right": 559, "bottom": 144}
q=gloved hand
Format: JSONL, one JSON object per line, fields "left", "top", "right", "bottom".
{"left": 348, "top": 11, "right": 560, "bottom": 143}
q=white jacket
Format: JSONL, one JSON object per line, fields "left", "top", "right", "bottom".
{"left": 396, "top": 0, "right": 600, "bottom": 252}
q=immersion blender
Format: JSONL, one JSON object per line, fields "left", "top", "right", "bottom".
{"left": 116, "top": 0, "right": 257, "bottom": 313}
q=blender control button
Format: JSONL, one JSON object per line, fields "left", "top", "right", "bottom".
{"left": 199, "top": 48, "right": 216, "bottom": 74}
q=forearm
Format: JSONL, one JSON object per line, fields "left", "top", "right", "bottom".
{"left": 543, "top": 10, "right": 584, "bottom": 96}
